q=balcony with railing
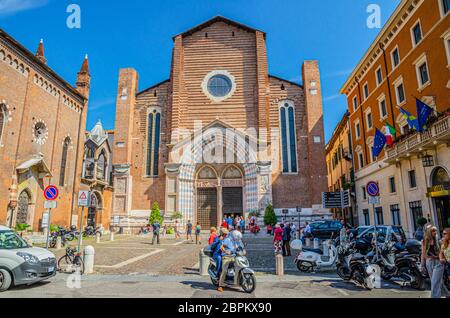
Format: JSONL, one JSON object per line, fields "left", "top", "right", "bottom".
{"left": 386, "top": 114, "right": 450, "bottom": 163}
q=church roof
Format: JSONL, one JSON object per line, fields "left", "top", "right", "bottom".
{"left": 173, "top": 16, "right": 265, "bottom": 40}
{"left": 87, "top": 120, "right": 108, "bottom": 146}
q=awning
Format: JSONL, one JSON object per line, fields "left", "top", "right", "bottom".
{"left": 16, "top": 155, "right": 52, "bottom": 177}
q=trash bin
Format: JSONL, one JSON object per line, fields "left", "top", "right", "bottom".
{"left": 199, "top": 249, "right": 209, "bottom": 276}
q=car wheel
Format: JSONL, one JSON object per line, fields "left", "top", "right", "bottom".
{"left": 0, "top": 269, "right": 12, "bottom": 292}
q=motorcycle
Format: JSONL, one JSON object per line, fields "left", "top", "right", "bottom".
{"left": 82, "top": 226, "right": 102, "bottom": 238}
{"left": 204, "top": 241, "right": 256, "bottom": 294}
{"left": 368, "top": 238, "right": 426, "bottom": 290}
{"left": 292, "top": 239, "right": 338, "bottom": 272}
{"left": 336, "top": 240, "right": 377, "bottom": 290}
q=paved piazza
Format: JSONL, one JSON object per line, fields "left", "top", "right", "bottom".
{"left": 0, "top": 232, "right": 431, "bottom": 298}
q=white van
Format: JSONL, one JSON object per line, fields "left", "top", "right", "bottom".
{"left": 0, "top": 225, "right": 56, "bottom": 292}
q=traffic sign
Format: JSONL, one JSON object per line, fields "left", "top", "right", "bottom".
{"left": 322, "top": 192, "right": 343, "bottom": 209}
{"left": 44, "top": 185, "right": 59, "bottom": 201}
{"left": 366, "top": 181, "right": 380, "bottom": 197}
{"left": 44, "top": 200, "right": 57, "bottom": 209}
{"left": 78, "top": 190, "right": 90, "bottom": 207}
{"left": 368, "top": 196, "right": 381, "bottom": 205}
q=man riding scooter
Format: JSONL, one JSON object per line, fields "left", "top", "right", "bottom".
{"left": 211, "top": 228, "right": 229, "bottom": 278}
{"left": 218, "top": 230, "right": 241, "bottom": 292}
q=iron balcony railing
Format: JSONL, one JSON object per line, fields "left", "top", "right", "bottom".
{"left": 386, "top": 114, "right": 450, "bottom": 161}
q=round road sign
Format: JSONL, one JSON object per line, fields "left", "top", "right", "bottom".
{"left": 44, "top": 185, "right": 59, "bottom": 201}
{"left": 366, "top": 181, "right": 380, "bottom": 197}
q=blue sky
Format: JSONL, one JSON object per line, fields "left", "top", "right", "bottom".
{"left": 0, "top": 0, "right": 400, "bottom": 142}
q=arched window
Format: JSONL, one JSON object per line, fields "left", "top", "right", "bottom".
{"left": 83, "top": 145, "right": 95, "bottom": 179}
{"left": 280, "top": 101, "right": 298, "bottom": 173}
{"left": 146, "top": 110, "right": 161, "bottom": 176}
{"left": 59, "top": 138, "right": 70, "bottom": 186}
{"left": 97, "top": 150, "right": 107, "bottom": 181}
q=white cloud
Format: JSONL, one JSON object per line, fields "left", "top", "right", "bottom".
{"left": 0, "top": 0, "right": 49, "bottom": 16}
{"left": 323, "top": 94, "right": 342, "bottom": 102}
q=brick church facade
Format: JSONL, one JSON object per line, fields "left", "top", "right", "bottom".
{"left": 0, "top": 28, "right": 90, "bottom": 231}
{"left": 112, "top": 17, "right": 328, "bottom": 229}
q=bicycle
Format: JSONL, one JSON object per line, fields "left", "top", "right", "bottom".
{"left": 57, "top": 247, "right": 85, "bottom": 275}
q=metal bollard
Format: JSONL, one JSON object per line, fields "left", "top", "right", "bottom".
{"left": 110, "top": 231, "right": 114, "bottom": 241}
{"left": 276, "top": 254, "right": 284, "bottom": 276}
{"left": 199, "top": 250, "right": 209, "bottom": 276}
{"left": 96, "top": 232, "right": 101, "bottom": 243}
{"left": 56, "top": 236, "right": 62, "bottom": 249}
{"left": 83, "top": 245, "right": 95, "bottom": 274}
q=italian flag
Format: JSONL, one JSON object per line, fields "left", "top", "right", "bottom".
{"left": 385, "top": 123, "right": 396, "bottom": 146}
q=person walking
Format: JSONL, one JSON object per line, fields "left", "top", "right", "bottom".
{"left": 195, "top": 223, "right": 202, "bottom": 245}
{"left": 273, "top": 224, "right": 283, "bottom": 255}
{"left": 227, "top": 215, "right": 234, "bottom": 230}
{"left": 208, "top": 227, "right": 218, "bottom": 245}
{"left": 151, "top": 220, "right": 161, "bottom": 245}
{"left": 420, "top": 226, "right": 450, "bottom": 298}
{"left": 240, "top": 217, "right": 246, "bottom": 235}
{"left": 441, "top": 228, "right": 450, "bottom": 291}
{"left": 221, "top": 218, "right": 229, "bottom": 230}
{"left": 174, "top": 220, "right": 181, "bottom": 240}
{"left": 186, "top": 220, "right": 193, "bottom": 243}
{"left": 282, "top": 223, "right": 292, "bottom": 257}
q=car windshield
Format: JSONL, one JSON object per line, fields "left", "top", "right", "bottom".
{"left": 0, "top": 231, "right": 29, "bottom": 249}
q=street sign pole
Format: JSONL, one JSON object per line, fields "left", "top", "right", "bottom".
{"left": 77, "top": 206, "right": 85, "bottom": 252}
{"left": 45, "top": 208, "right": 52, "bottom": 249}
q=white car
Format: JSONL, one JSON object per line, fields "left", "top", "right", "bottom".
{"left": 0, "top": 225, "right": 57, "bottom": 292}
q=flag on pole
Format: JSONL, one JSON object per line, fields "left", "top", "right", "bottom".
{"left": 385, "top": 123, "right": 396, "bottom": 146}
{"left": 399, "top": 107, "right": 419, "bottom": 131}
{"left": 416, "top": 98, "right": 434, "bottom": 132}
{"left": 372, "top": 128, "right": 387, "bottom": 158}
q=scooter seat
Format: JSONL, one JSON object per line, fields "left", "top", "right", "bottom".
{"left": 303, "top": 248, "right": 323, "bottom": 255}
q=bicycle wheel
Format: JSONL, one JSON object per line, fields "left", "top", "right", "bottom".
{"left": 58, "top": 256, "right": 75, "bottom": 273}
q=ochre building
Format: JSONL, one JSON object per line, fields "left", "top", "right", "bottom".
{"left": 111, "top": 17, "right": 328, "bottom": 230}
{"left": 340, "top": 0, "right": 450, "bottom": 236}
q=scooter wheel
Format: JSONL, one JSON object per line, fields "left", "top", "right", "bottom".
{"left": 240, "top": 273, "right": 256, "bottom": 294}
{"left": 297, "top": 261, "right": 314, "bottom": 273}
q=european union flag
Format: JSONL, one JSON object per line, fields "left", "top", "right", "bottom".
{"left": 416, "top": 98, "right": 434, "bottom": 132}
{"left": 399, "top": 107, "right": 419, "bottom": 131}
{"left": 372, "top": 129, "right": 386, "bottom": 158}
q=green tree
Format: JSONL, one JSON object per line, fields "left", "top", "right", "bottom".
{"left": 263, "top": 203, "right": 277, "bottom": 226}
{"left": 149, "top": 201, "right": 164, "bottom": 225}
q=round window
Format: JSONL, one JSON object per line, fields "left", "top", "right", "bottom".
{"left": 207, "top": 75, "right": 232, "bottom": 98}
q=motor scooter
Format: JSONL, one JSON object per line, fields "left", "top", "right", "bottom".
{"left": 292, "top": 239, "right": 338, "bottom": 272}
{"left": 204, "top": 242, "right": 256, "bottom": 293}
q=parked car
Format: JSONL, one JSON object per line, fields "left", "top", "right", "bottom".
{"left": 353, "top": 225, "right": 407, "bottom": 243}
{"left": 309, "top": 220, "right": 349, "bottom": 239}
{"left": 0, "top": 225, "right": 57, "bottom": 292}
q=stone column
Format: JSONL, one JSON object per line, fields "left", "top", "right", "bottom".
{"left": 257, "top": 161, "right": 273, "bottom": 212}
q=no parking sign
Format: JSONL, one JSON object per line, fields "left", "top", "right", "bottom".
{"left": 366, "top": 181, "right": 380, "bottom": 197}
{"left": 44, "top": 185, "right": 59, "bottom": 201}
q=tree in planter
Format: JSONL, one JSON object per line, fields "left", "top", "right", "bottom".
{"left": 263, "top": 203, "right": 277, "bottom": 226}
{"left": 149, "top": 202, "right": 164, "bottom": 225}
